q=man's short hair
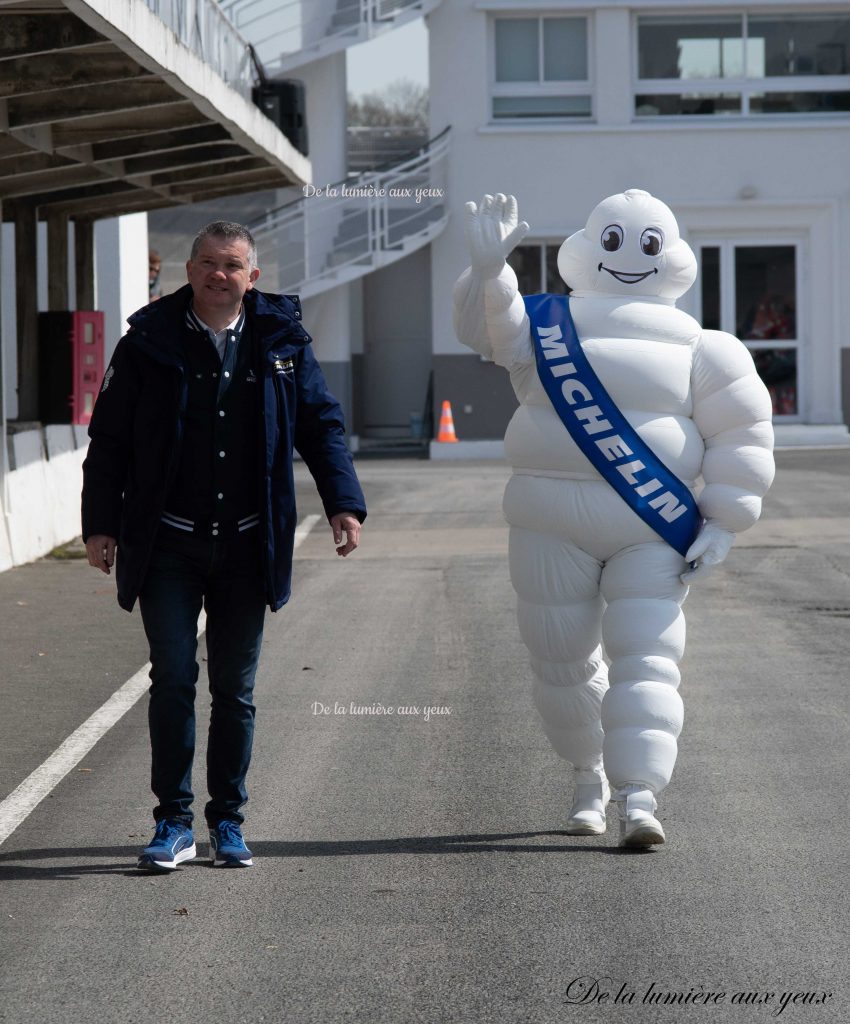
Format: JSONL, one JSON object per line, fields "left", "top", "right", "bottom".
{"left": 190, "top": 221, "right": 258, "bottom": 270}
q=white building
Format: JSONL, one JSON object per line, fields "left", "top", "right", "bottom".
{"left": 225, "top": 0, "right": 850, "bottom": 450}
{"left": 428, "top": 0, "right": 850, "bottom": 448}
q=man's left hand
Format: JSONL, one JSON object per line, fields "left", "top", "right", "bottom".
{"left": 330, "top": 513, "right": 361, "bottom": 557}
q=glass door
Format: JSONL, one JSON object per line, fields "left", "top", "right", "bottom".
{"left": 698, "top": 240, "right": 801, "bottom": 418}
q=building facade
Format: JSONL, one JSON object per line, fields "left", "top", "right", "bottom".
{"left": 428, "top": 0, "right": 850, "bottom": 445}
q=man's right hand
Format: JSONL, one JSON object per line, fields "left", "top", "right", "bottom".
{"left": 85, "top": 535, "right": 117, "bottom": 574}
{"left": 464, "top": 193, "right": 529, "bottom": 278}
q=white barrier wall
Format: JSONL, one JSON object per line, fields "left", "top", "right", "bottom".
{"left": 0, "top": 426, "right": 88, "bottom": 571}
{"left": 0, "top": 213, "right": 147, "bottom": 571}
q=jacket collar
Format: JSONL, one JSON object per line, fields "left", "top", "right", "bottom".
{"left": 243, "top": 287, "right": 311, "bottom": 351}
{"left": 125, "top": 284, "right": 311, "bottom": 364}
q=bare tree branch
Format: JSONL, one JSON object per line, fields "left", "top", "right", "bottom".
{"left": 348, "top": 78, "right": 429, "bottom": 132}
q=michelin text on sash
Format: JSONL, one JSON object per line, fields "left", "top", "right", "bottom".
{"left": 539, "top": 325, "right": 688, "bottom": 525}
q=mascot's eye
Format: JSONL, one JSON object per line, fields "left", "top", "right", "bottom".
{"left": 641, "top": 228, "right": 663, "bottom": 256}
{"left": 601, "top": 225, "right": 624, "bottom": 252}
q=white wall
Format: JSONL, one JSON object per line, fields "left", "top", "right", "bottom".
{"left": 0, "top": 426, "right": 88, "bottom": 571}
{"left": 95, "top": 212, "right": 150, "bottom": 363}
{"left": 1, "top": 222, "right": 16, "bottom": 419}
{"left": 302, "top": 285, "right": 351, "bottom": 363}
{"left": 427, "top": 0, "right": 850, "bottom": 425}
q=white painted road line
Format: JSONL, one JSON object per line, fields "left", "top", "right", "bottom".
{"left": 294, "top": 513, "right": 321, "bottom": 548}
{"left": 0, "top": 515, "right": 322, "bottom": 847}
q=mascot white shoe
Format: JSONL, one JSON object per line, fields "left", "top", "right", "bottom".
{"left": 453, "top": 190, "right": 774, "bottom": 848}
{"left": 566, "top": 776, "right": 610, "bottom": 836}
{"left": 618, "top": 787, "right": 665, "bottom": 848}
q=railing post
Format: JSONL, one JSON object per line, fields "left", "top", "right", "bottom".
{"left": 302, "top": 204, "right": 310, "bottom": 282}
{"left": 378, "top": 181, "right": 388, "bottom": 251}
{"left": 366, "top": 189, "right": 375, "bottom": 259}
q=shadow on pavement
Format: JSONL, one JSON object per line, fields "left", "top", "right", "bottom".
{"left": 0, "top": 831, "right": 655, "bottom": 878}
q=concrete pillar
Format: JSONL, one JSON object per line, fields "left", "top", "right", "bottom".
{"left": 47, "top": 215, "right": 70, "bottom": 311}
{"left": 1, "top": 223, "right": 15, "bottom": 421}
{"left": 12, "top": 203, "right": 38, "bottom": 423}
{"left": 302, "top": 285, "right": 354, "bottom": 431}
{"left": 283, "top": 52, "right": 347, "bottom": 283}
{"left": 74, "top": 219, "right": 95, "bottom": 311}
{"left": 94, "top": 213, "right": 149, "bottom": 362}
{"left": 285, "top": 53, "right": 354, "bottom": 437}
{"left": 0, "top": 197, "right": 7, "bottom": 511}
{"left": 0, "top": 197, "right": 13, "bottom": 571}
{"left": 0, "top": 200, "right": 4, "bottom": 433}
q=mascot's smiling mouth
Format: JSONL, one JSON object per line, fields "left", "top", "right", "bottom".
{"left": 598, "top": 264, "right": 659, "bottom": 284}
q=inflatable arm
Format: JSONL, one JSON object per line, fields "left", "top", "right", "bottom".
{"left": 452, "top": 194, "right": 532, "bottom": 369}
{"left": 691, "top": 328, "right": 776, "bottom": 534}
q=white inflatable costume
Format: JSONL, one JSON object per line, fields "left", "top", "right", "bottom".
{"left": 453, "top": 190, "right": 774, "bottom": 847}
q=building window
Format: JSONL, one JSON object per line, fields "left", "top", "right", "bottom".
{"left": 492, "top": 16, "right": 591, "bottom": 120}
{"left": 699, "top": 242, "right": 800, "bottom": 417}
{"left": 508, "top": 243, "right": 570, "bottom": 295}
{"left": 635, "top": 13, "right": 850, "bottom": 117}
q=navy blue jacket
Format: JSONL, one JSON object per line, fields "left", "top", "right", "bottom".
{"left": 81, "top": 284, "right": 366, "bottom": 612}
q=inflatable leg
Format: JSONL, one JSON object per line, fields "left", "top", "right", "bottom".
{"left": 599, "top": 542, "right": 688, "bottom": 797}
{"left": 509, "top": 526, "right": 608, "bottom": 775}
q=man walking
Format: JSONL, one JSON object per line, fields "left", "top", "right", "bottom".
{"left": 82, "top": 221, "right": 366, "bottom": 871}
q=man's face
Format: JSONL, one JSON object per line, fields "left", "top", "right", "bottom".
{"left": 186, "top": 236, "right": 260, "bottom": 311}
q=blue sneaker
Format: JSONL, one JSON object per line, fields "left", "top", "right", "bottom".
{"left": 209, "top": 821, "right": 253, "bottom": 867}
{"left": 138, "top": 819, "right": 196, "bottom": 871}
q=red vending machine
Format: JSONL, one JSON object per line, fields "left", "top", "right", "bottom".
{"left": 38, "top": 311, "right": 104, "bottom": 425}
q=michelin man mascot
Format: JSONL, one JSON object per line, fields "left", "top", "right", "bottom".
{"left": 453, "top": 190, "right": 774, "bottom": 848}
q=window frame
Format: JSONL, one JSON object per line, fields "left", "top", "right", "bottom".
{"left": 694, "top": 233, "right": 805, "bottom": 421}
{"left": 508, "top": 239, "right": 572, "bottom": 296}
{"left": 633, "top": 9, "right": 850, "bottom": 119}
{"left": 489, "top": 12, "right": 594, "bottom": 123}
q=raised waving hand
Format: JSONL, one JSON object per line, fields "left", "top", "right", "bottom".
{"left": 463, "top": 193, "right": 529, "bottom": 278}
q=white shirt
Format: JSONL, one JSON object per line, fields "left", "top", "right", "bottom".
{"left": 187, "top": 308, "right": 244, "bottom": 361}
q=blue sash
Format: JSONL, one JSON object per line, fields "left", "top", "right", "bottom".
{"left": 524, "top": 293, "right": 701, "bottom": 557}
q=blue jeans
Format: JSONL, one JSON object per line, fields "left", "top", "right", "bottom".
{"left": 138, "top": 528, "right": 267, "bottom": 827}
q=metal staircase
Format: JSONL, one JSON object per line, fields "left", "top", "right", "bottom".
{"left": 211, "top": 0, "right": 448, "bottom": 298}
{"left": 250, "top": 127, "right": 449, "bottom": 298}
{"left": 220, "top": 0, "right": 442, "bottom": 74}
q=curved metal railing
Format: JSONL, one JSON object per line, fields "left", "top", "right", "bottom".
{"left": 250, "top": 127, "right": 450, "bottom": 298}
{"left": 219, "top": 0, "right": 441, "bottom": 74}
{"left": 144, "top": 0, "right": 254, "bottom": 97}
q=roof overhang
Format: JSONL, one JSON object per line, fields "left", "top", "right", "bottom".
{"left": 0, "top": 0, "right": 311, "bottom": 220}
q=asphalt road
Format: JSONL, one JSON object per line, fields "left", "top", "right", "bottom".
{"left": 0, "top": 451, "right": 848, "bottom": 1024}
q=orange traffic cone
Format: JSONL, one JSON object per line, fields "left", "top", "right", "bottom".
{"left": 437, "top": 400, "right": 458, "bottom": 443}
